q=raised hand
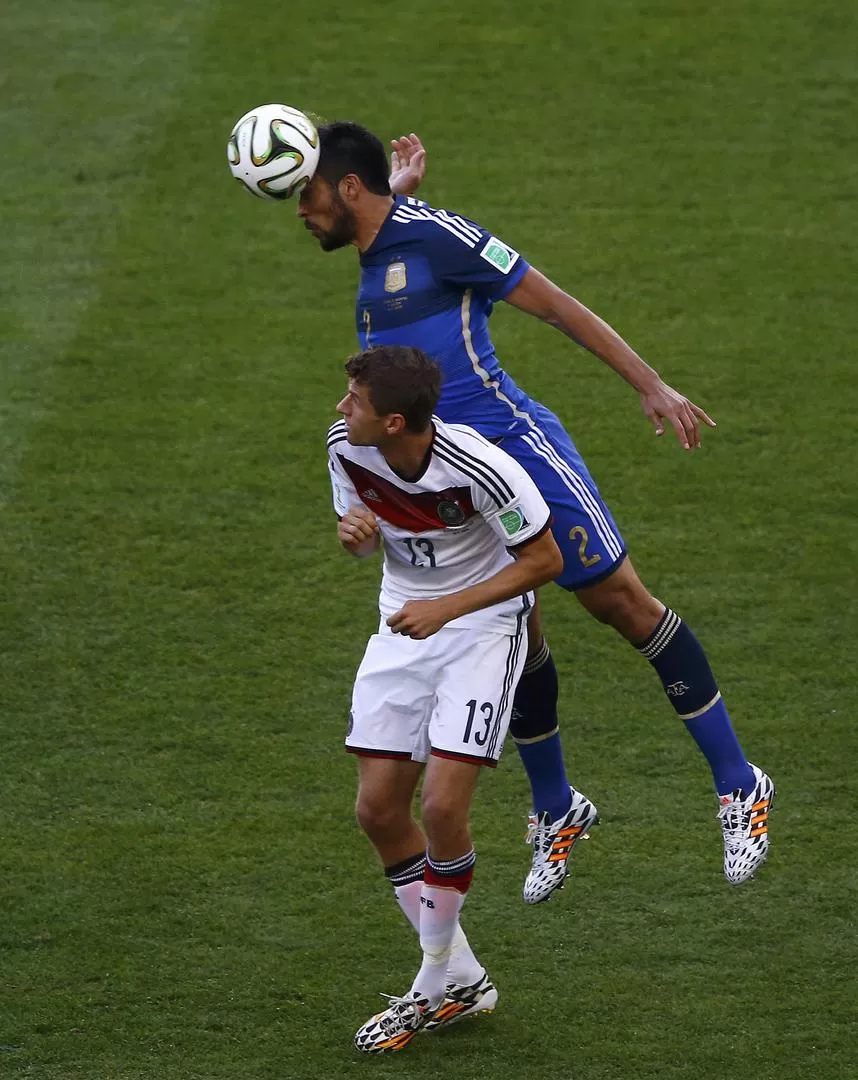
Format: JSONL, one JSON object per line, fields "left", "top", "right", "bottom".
{"left": 389, "top": 133, "right": 427, "bottom": 196}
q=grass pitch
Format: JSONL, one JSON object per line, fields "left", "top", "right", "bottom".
{"left": 1, "top": 1, "right": 856, "bottom": 1077}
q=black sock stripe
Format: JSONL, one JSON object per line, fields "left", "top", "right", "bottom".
{"left": 385, "top": 851, "right": 427, "bottom": 882}
{"left": 522, "top": 638, "right": 550, "bottom": 674}
{"left": 638, "top": 608, "right": 681, "bottom": 660}
{"left": 390, "top": 867, "right": 425, "bottom": 886}
{"left": 427, "top": 849, "right": 476, "bottom": 875}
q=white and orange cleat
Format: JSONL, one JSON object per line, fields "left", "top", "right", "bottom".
{"left": 354, "top": 991, "right": 436, "bottom": 1054}
{"left": 718, "top": 763, "right": 776, "bottom": 884}
{"left": 423, "top": 972, "right": 498, "bottom": 1032}
{"left": 523, "top": 787, "right": 599, "bottom": 904}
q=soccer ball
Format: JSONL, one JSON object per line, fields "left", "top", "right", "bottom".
{"left": 227, "top": 104, "right": 320, "bottom": 200}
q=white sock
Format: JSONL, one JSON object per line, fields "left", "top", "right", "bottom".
{"left": 411, "top": 884, "right": 465, "bottom": 1008}
{"left": 393, "top": 879, "right": 423, "bottom": 932}
{"left": 447, "top": 926, "right": 485, "bottom": 986}
{"left": 394, "top": 881, "right": 484, "bottom": 986}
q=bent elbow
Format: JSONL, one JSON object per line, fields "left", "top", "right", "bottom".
{"left": 528, "top": 549, "right": 563, "bottom": 589}
{"left": 541, "top": 535, "right": 565, "bottom": 583}
{"left": 543, "top": 548, "right": 564, "bottom": 585}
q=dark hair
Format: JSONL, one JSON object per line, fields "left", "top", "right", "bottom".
{"left": 345, "top": 346, "right": 442, "bottom": 432}
{"left": 317, "top": 121, "right": 391, "bottom": 196}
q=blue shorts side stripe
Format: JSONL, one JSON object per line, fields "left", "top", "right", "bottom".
{"left": 522, "top": 429, "right": 624, "bottom": 561}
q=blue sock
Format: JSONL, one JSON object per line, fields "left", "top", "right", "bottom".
{"left": 510, "top": 641, "right": 573, "bottom": 820}
{"left": 637, "top": 608, "right": 755, "bottom": 796}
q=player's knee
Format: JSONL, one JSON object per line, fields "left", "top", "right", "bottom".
{"left": 600, "top": 585, "right": 638, "bottom": 627}
{"left": 355, "top": 791, "right": 405, "bottom": 843}
{"left": 420, "top": 790, "right": 467, "bottom": 848}
{"left": 581, "top": 578, "right": 662, "bottom": 639}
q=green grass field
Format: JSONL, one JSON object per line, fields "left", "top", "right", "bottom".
{"left": 2, "top": 1, "right": 856, "bottom": 1076}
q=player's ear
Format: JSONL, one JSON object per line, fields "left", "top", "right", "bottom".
{"left": 385, "top": 413, "right": 407, "bottom": 437}
{"left": 339, "top": 173, "right": 363, "bottom": 202}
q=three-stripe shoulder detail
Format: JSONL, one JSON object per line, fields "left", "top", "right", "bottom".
{"left": 390, "top": 204, "right": 484, "bottom": 249}
{"left": 326, "top": 420, "right": 348, "bottom": 450}
{"left": 433, "top": 431, "right": 515, "bottom": 508}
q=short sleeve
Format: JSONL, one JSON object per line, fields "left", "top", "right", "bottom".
{"left": 469, "top": 442, "right": 552, "bottom": 546}
{"left": 327, "top": 437, "right": 359, "bottom": 518}
{"left": 423, "top": 209, "right": 530, "bottom": 300}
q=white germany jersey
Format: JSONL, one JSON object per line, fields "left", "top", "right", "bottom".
{"left": 327, "top": 417, "right": 551, "bottom": 633}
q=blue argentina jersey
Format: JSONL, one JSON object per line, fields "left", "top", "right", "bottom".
{"left": 356, "top": 197, "right": 628, "bottom": 591}
{"left": 357, "top": 196, "right": 537, "bottom": 438}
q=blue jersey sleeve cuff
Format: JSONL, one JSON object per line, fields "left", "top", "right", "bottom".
{"left": 491, "top": 257, "right": 530, "bottom": 300}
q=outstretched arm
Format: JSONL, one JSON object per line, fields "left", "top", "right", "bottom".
{"left": 505, "top": 267, "right": 716, "bottom": 450}
{"left": 385, "top": 141, "right": 711, "bottom": 450}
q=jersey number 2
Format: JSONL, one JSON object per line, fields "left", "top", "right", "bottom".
{"left": 569, "top": 526, "right": 601, "bottom": 567}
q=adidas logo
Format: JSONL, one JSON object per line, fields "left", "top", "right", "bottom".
{"left": 362, "top": 488, "right": 381, "bottom": 501}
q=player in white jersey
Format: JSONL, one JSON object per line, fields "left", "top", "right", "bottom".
{"left": 328, "top": 344, "right": 562, "bottom": 1053}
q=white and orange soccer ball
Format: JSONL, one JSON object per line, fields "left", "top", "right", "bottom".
{"left": 227, "top": 103, "right": 319, "bottom": 200}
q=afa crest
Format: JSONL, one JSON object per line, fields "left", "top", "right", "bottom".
{"left": 384, "top": 261, "right": 407, "bottom": 293}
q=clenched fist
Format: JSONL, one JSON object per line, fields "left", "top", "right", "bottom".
{"left": 338, "top": 506, "right": 381, "bottom": 557}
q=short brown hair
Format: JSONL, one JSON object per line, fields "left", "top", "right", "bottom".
{"left": 344, "top": 346, "right": 442, "bottom": 432}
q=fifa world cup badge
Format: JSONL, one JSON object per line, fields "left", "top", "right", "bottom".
{"left": 384, "top": 261, "right": 407, "bottom": 293}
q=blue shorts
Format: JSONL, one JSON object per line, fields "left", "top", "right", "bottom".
{"left": 497, "top": 403, "right": 626, "bottom": 591}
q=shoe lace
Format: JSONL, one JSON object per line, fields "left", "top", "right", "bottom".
{"left": 717, "top": 794, "right": 752, "bottom": 851}
{"left": 378, "top": 993, "right": 424, "bottom": 1024}
{"left": 525, "top": 813, "right": 552, "bottom": 855}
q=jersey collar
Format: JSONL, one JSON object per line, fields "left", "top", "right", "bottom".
{"left": 387, "top": 419, "right": 437, "bottom": 484}
{"left": 360, "top": 195, "right": 406, "bottom": 259}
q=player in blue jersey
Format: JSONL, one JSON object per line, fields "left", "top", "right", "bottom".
{"left": 296, "top": 122, "right": 775, "bottom": 898}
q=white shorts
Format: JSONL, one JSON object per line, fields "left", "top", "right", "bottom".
{"left": 346, "top": 618, "right": 527, "bottom": 768}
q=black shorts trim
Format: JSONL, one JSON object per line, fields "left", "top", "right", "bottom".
{"left": 430, "top": 748, "right": 498, "bottom": 769}
{"left": 345, "top": 746, "right": 413, "bottom": 761}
